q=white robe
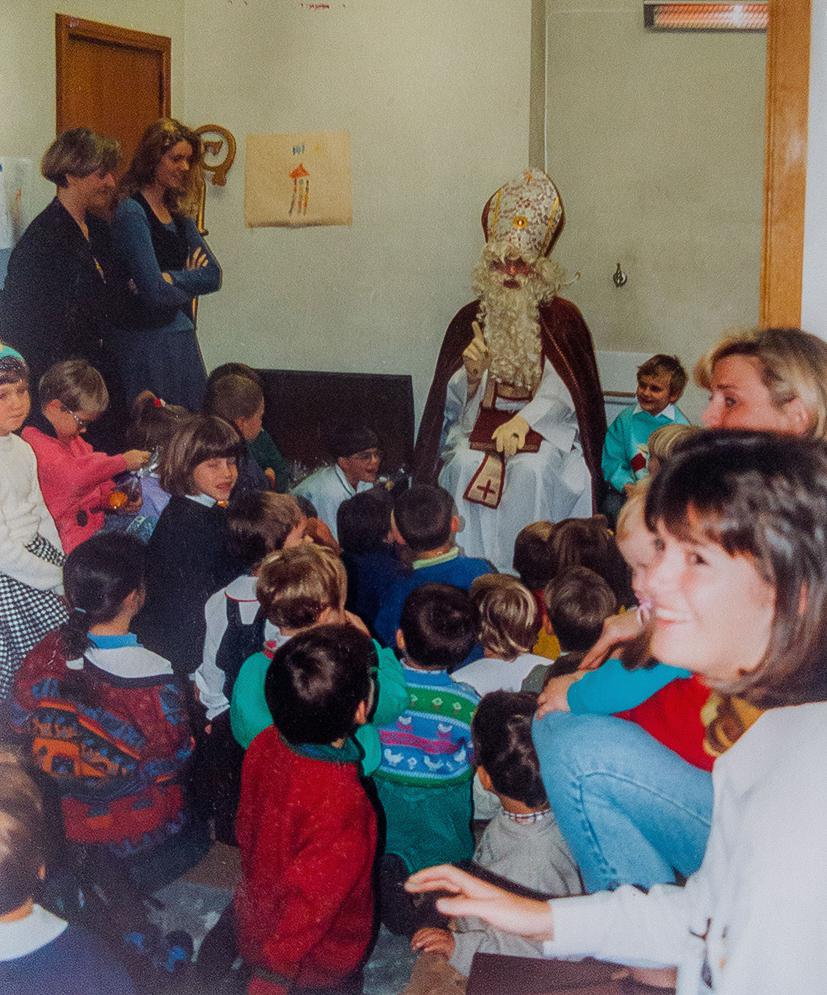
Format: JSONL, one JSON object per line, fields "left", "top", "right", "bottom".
{"left": 439, "top": 360, "right": 591, "bottom": 572}
{"left": 292, "top": 463, "right": 371, "bottom": 540}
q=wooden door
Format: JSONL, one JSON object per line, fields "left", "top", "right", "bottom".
{"left": 55, "top": 14, "right": 171, "bottom": 180}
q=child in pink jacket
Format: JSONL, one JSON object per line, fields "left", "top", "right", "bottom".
{"left": 23, "top": 360, "right": 148, "bottom": 553}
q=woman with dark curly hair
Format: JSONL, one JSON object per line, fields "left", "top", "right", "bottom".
{"left": 111, "top": 119, "right": 221, "bottom": 409}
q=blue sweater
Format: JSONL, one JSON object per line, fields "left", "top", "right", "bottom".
{"left": 601, "top": 403, "right": 690, "bottom": 493}
{"left": 0, "top": 912, "right": 137, "bottom": 995}
{"left": 373, "top": 549, "right": 493, "bottom": 648}
{"left": 567, "top": 657, "right": 691, "bottom": 714}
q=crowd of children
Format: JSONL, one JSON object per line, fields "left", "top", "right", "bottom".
{"left": 3, "top": 335, "right": 785, "bottom": 995}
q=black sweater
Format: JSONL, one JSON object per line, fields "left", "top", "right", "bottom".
{"left": 135, "top": 496, "right": 243, "bottom": 676}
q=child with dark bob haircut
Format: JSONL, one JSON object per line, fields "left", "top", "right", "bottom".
{"left": 407, "top": 692, "right": 581, "bottom": 988}
{"left": 234, "top": 625, "right": 378, "bottom": 995}
{"left": 135, "top": 415, "right": 245, "bottom": 677}
{"left": 375, "top": 583, "right": 480, "bottom": 935}
{"left": 375, "top": 484, "right": 492, "bottom": 648}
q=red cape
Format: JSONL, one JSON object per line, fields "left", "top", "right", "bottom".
{"left": 413, "top": 297, "right": 607, "bottom": 507}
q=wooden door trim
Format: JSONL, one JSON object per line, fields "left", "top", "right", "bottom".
{"left": 55, "top": 13, "right": 171, "bottom": 133}
{"left": 760, "top": 0, "right": 811, "bottom": 327}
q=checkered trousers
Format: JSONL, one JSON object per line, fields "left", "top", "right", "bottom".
{"left": 0, "top": 535, "right": 68, "bottom": 701}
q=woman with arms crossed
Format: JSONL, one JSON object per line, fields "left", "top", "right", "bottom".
{"left": 111, "top": 118, "right": 220, "bottom": 410}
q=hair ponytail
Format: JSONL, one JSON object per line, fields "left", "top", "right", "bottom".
{"left": 61, "top": 606, "right": 90, "bottom": 663}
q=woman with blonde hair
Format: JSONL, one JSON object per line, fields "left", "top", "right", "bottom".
{"left": 697, "top": 325, "right": 827, "bottom": 436}
{"left": 111, "top": 118, "right": 221, "bottom": 409}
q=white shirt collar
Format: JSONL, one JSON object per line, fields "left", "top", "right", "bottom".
{"left": 0, "top": 905, "right": 67, "bottom": 961}
{"left": 186, "top": 492, "right": 217, "bottom": 508}
{"left": 632, "top": 402, "right": 678, "bottom": 421}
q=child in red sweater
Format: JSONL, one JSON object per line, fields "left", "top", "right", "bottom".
{"left": 234, "top": 624, "right": 378, "bottom": 995}
{"left": 22, "top": 360, "right": 149, "bottom": 553}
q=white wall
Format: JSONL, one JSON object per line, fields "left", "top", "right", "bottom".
{"left": 0, "top": 1, "right": 186, "bottom": 212}
{"left": 802, "top": 0, "right": 827, "bottom": 339}
{"left": 183, "top": 0, "right": 535, "bottom": 423}
{"left": 545, "top": 0, "right": 766, "bottom": 420}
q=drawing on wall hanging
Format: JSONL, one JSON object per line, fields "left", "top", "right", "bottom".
{"left": 0, "top": 158, "right": 34, "bottom": 287}
{"left": 245, "top": 130, "right": 352, "bottom": 228}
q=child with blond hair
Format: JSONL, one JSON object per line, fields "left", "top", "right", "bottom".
{"left": 230, "top": 543, "right": 408, "bottom": 777}
{"left": 454, "top": 575, "right": 548, "bottom": 695}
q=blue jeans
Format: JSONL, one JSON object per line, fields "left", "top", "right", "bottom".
{"left": 532, "top": 712, "right": 713, "bottom": 892}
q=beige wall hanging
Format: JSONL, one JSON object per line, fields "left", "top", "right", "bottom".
{"left": 245, "top": 130, "right": 352, "bottom": 228}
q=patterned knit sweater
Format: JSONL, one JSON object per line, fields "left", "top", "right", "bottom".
{"left": 375, "top": 665, "right": 478, "bottom": 786}
{"left": 10, "top": 630, "right": 192, "bottom": 855}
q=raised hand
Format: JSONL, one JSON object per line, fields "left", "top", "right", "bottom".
{"left": 462, "top": 320, "right": 490, "bottom": 387}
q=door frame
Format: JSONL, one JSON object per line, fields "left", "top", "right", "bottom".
{"left": 55, "top": 13, "right": 171, "bottom": 133}
{"left": 760, "top": 0, "right": 811, "bottom": 327}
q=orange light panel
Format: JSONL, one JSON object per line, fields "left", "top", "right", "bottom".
{"left": 644, "top": 3, "right": 768, "bottom": 31}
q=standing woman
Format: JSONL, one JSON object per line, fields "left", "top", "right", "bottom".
{"left": 111, "top": 119, "right": 220, "bottom": 410}
{"left": 1, "top": 129, "right": 122, "bottom": 393}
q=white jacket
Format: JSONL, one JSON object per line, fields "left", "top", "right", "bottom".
{"left": 543, "top": 701, "right": 827, "bottom": 995}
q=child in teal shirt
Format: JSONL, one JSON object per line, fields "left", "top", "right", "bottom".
{"left": 230, "top": 543, "right": 408, "bottom": 774}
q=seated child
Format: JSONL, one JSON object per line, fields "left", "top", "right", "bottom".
{"left": 601, "top": 353, "right": 689, "bottom": 508}
{"left": 512, "top": 520, "right": 560, "bottom": 659}
{"left": 521, "top": 566, "right": 618, "bottom": 693}
{"left": 338, "top": 487, "right": 406, "bottom": 633}
{"left": 194, "top": 491, "right": 306, "bottom": 842}
{"left": 206, "top": 362, "right": 289, "bottom": 491}
{"left": 22, "top": 360, "right": 149, "bottom": 554}
{"left": 0, "top": 349, "right": 67, "bottom": 706}
{"left": 454, "top": 575, "right": 547, "bottom": 695}
{"left": 234, "top": 625, "right": 378, "bottom": 995}
{"left": 196, "top": 492, "right": 307, "bottom": 722}
{"left": 292, "top": 424, "right": 383, "bottom": 540}
{"left": 536, "top": 484, "right": 712, "bottom": 771}
{"left": 406, "top": 692, "right": 582, "bottom": 994}
{"left": 374, "top": 583, "right": 479, "bottom": 935}
{"left": 103, "top": 390, "right": 192, "bottom": 542}
{"left": 203, "top": 373, "right": 269, "bottom": 493}
{"left": 646, "top": 421, "right": 701, "bottom": 477}
{"left": 230, "top": 543, "right": 408, "bottom": 777}
{"left": 547, "top": 515, "right": 633, "bottom": 609}
{"left": 0, "top": 750, "right": 138, "bottom": 995}
{"left": 10, "top": 533, "right": 205, "bottom": 893}
{"left": 135, "top": 415, "right": 246, "bottom": 678}
{"left": 374, "top": 484, "right": 493, "bottom": 649}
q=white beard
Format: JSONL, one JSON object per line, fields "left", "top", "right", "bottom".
{"left": 471, "top": 245, "right": 565, "bottom": 392}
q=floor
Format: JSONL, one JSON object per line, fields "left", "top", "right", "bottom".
{"left": 150, "top": 843, "right": 417, "bottom": 994}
